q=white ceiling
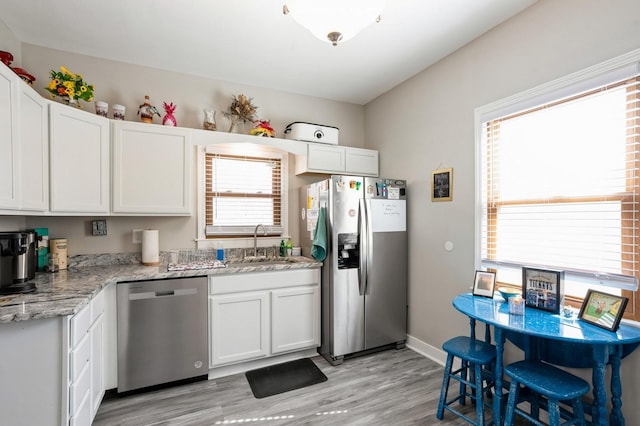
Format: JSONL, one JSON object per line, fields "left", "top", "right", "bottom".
{"left": 3, "top": 0, "right": 537, "bottom": 105}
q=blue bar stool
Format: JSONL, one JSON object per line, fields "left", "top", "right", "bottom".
{"left": 436, "top": 335, "right": 496, "bottom": 425}
{"left": 504, "top": 360, "right": 590, "bottom": 426}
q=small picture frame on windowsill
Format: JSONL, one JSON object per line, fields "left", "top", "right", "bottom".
{"left": 473, "top": 270, "right": 496, "bottom": 298}
{"left": 578, "top": 289, "right": 629, "bottom": 332}
{"left": 522, "top": 267, "right": 563, "bottom": 314}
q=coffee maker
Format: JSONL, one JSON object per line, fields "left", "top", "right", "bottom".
{"left": 0, "top": 232, "right": 37, "bottom": 294}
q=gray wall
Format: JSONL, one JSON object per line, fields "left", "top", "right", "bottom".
{"left": 365, "top": 0, "right": 640, "bottom": 422}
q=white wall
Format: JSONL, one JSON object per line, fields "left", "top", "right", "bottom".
{"left": 0, "top": 44, "right": 364, "bottom": 254}
{"left": 365, "top": 0, "right": 640, "bottom": 422}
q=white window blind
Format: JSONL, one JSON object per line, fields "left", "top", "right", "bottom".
{"left": 479, "top": 69, "right": 640, "bottom": 294}
{"left": 205, "top": 151, "right": 284, "bottom": 236}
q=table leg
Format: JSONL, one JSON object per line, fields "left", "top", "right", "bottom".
{"left": 494, "top": 328, "right": 505, "bottom": 426}
{"left": 469, "top": 317, "right": 476, "bottom": 341}
{"left": 609, "top": 345, "right": 624, "bottom": 426}
{"left": 592, "top": 345, "right": 609, "bottom": 426}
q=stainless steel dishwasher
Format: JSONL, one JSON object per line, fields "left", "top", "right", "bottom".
{"left": 117, "top": 276, "right": 208, "bottom": 393}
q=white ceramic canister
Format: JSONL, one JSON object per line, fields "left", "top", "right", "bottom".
{"left": 50, "top": 238, "right": 68, "bottom": 270}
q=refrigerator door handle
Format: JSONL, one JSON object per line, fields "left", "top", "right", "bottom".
{"left": 358, "top": 198, "right": 373, "bottom": 296}
{"left": 358, "top": 198, "right": 367, "bottom": 296}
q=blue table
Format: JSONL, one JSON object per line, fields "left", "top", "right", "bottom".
{"left": 453, "top": 293, "right": 640, "bottom": 426}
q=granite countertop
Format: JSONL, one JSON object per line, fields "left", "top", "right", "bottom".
{"left": 0, "top": 256, "right": 321, "bottom": 323}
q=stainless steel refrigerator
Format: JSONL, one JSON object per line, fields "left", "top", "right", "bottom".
{"left": 299, "top": 175, "right": 407, "bottom": 365}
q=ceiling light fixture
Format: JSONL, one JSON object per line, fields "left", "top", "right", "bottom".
{"left": 283, "top": 0, "right": 385, "bottom": 46}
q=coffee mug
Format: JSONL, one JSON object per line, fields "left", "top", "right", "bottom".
{"left": 95, "top": 101, "right": 108, "bottom": 117}
{"left": 113, "top": 104, "right": 126, "bottom": 120}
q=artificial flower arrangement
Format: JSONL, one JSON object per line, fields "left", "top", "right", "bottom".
{"left": 223, "top": 94, "right": 258, "bottom": 132}
{"left": 45, "top": 66, "right": 94, "bottom": 103}
{"left": 249, "top": 120, "right": 275, "bottom": 137}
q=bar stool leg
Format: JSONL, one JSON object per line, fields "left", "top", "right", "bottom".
{"left": 436, "top": 354, "right": 455, "bottom": 420}
{"left": 548, "top": 400, "right": 560, "bottom": 426}
{"left": 459, "top": 359, "right": 468, "bottom": 405}
{"left": 572, "top": 398, "right": 586, "bottom": 426}
{"left": 473, "top": 362, "right": 485, "bottom": 426}
{"left": 504, "top": 380, "right": 519, "bottom": 426}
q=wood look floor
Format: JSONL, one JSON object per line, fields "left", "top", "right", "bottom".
{"left": 94, "top": 348, "right": 501, "bottom": 426}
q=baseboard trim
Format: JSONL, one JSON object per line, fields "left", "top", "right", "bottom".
{"left": 208, "top": 348, "right": 318, "bottom": 379}
{"left": 406, "top": 334, "right": 447, "bottom": 366}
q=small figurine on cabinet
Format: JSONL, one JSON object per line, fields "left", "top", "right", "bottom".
{"left": 162, "top": 102, "right": 177, "bottom": 126}
{"left": 249, "top": 119, "right": 275, "bottom": 137}
{"left": 203, "top": 109, "right": 217, "bottom": 131}
{"left": 137, "top": 95, "right": 161, "bottom": 123}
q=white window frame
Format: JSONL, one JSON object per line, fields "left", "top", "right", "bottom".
{"left": 474, "top": 49, "right": 640, "bottom": 293}
{"left": 196, "top": 143, "right": 289, "bottom": 250}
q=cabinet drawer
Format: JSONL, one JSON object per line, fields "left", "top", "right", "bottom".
{"left": 90, "top": 290, "right": 105, "bottom": 323}
{"left": 70, "top": 333, "right": 90, "bottom": 381}
{"left": 210, "top": 269, "right": 320, "bottom": 295}
{"left": 69, "top": 362, "right": 90, "bottom": 416}
{"left": 69, "top": 389, "right": 91, "bottom": 426}
{"left": 70, "top": 305, "right": 91, "bottom": 347}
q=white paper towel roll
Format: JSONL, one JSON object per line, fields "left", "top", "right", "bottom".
{"left": 141, "top": 229, "right": 160, "bottom": 266}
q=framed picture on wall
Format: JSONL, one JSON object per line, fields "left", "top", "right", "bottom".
{"left": 522, "top": 267, "right": 563, "bottom": 314}
{"left": 578, "top": 289, "right": 628, "bottom": 332}
{"left": 473, "top": 270, "right": 496, "bottom": 298}
{"left": 432, "top": 167, "right": 453, "bottom": 201}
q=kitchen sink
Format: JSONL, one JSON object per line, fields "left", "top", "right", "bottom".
{"left": 228, "top": 256, "right": 299, "bottom": 265}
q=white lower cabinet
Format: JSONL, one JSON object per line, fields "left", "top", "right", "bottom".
{"left": 209, "top": 291, "right": 270, "bottom": 366}
{"left": 271, "top": 286, "right": 320, "bottom": 354}
{"left": 67, "top": 288, "right": 106, "bottom": 426}
{"left": 209, "top": 268, "right": 320, "bottom": 368}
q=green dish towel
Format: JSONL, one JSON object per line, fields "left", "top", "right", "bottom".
{"left": 311, "top": 207, "right": 327, "bottom": 261}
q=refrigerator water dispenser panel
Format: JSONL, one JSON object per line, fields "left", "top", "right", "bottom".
{"left": 337, "top": 233, "right": 359, "bottom": 269}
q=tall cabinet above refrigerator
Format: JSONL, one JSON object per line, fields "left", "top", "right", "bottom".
{"left": 300, "top": 175, "right": 407, "bottom": 365}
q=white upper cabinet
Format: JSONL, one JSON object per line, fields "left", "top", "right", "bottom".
{"left": 0, "top": 64, "right": 19, "bottom": 209}
{"left": 300, "top": 144, "right": 346, "bottom": 174}
{"left": 344, "top": 146, "right": 379, "bottom": 176}
{"left": 49, "top": 103, "right": 110, "bottom": 214}
{"left": 111, "top": 121, "right": 192, "bottom": 215}
{"left": 295, "top": 144, "right": 379, "bottom": 176}
{"left": 19, "top": 86, "right": 49, "bottom": 212}
{"left": 0, "top": 63, "right": 48, "bottom": 212}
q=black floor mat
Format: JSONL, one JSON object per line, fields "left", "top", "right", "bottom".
{"left": 245, "top": 358, "right": 328, "bottom": 398}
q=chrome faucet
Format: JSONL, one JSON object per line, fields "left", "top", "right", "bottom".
{"left": 254, "top": 224, "right": 267, "bottom": 257}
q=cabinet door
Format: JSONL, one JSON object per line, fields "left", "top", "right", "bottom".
{"left": 0, "top": 64, "right": 19, "bottom": 209}
{"left": 89, "top": 317, "right": 104, "bottom": 419}
{"left": 19, "top": 86, "right": 48, "bottom": 211}
{"left": 112, "top": 121, "right": 192, "bottom": 215}
{"left": 296, "top": 144, "right": 345, "bottom": 174}
{"left": 49, "top": 103, "right": 110, "bottom": 214}
{"left": 209, "top": 291, "right": 269, "bottom": 366}
{"left": 271, "top": 286, "right": 320, "bottom": 354}
{"left": 345, "top": 147, "right": 378, "bottom": 177}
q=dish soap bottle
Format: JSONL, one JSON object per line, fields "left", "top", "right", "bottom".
{"left": 286, "top": 239, "right": 293, "bottom": 256}
{"left": 280, "top": 240, "right": 286, "bottom": 257}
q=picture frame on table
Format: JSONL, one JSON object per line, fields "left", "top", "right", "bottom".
{"left": 522, "top": 267, "right": 563, "bottom": 314}
{"left": 473, "top": 270, "right": 496, "bottom": 298}
{"left": 432, "top": 168, "right": 453, "bottom": 201}
{"left": 578, "top": 289, "right": 628, "bottom": 332}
